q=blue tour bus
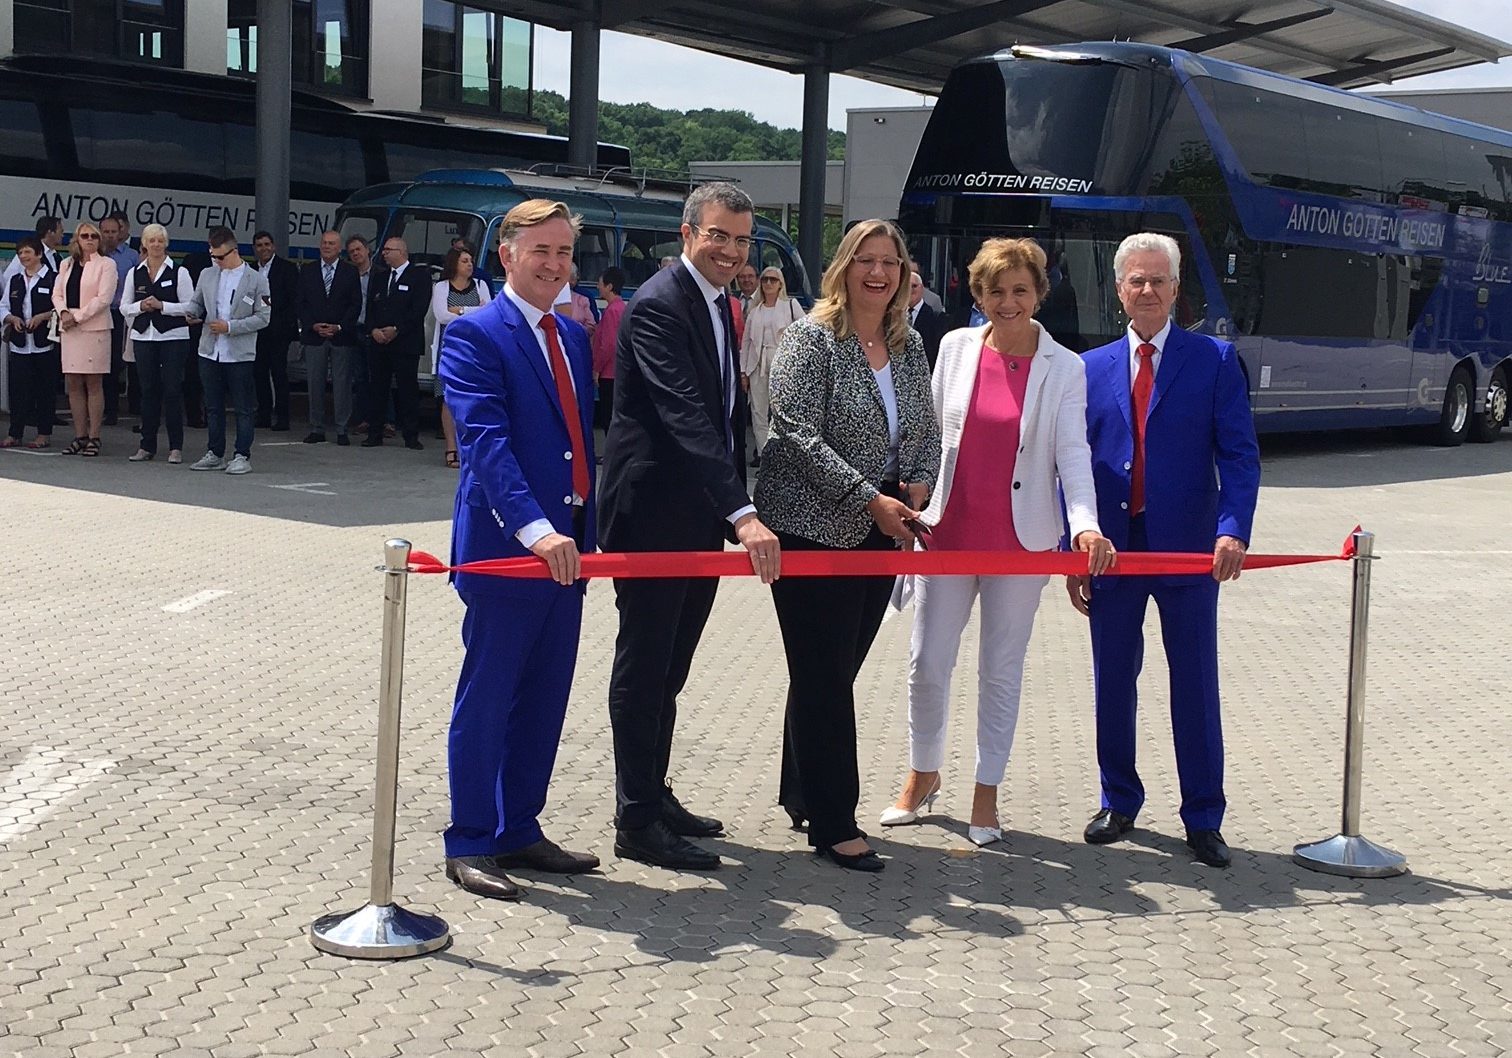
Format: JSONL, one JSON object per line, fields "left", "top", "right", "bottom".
{"left": 335, "top": 167, "right": 812, "bottom": 304}
{"left": 899, "top": 42, "right": 1512, "bottom": 444}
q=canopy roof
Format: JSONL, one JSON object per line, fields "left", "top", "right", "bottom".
{"left": 508, "top": 0, "right": 1510, "bottom": 94}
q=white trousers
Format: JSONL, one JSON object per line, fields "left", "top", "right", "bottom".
{"left": 907, "top": 573, "right": 1048, "bottom": 785}
{"left": 747, "top": 349, "right": 776, "bottom": 451}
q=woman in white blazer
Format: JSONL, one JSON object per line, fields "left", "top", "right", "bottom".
{"left": 431, "top": 246, "right": 492, "bottom": 468}
{"left": 881, "top": 238, "right": 1116, "bottom": 846}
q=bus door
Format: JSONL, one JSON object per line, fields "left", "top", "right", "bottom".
{"left": 1405, "top": 255, "right": 1447, "bottom": 421}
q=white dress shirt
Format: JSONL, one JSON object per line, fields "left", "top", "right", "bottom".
{"left": 679, "top": 253, "right": 754, "bottom": 525}
{"left": 1126, "top": 319, "right": 1171, "bottom": 387}
{"left": 213, "top": 263, "right": 247, "bottom": 361}
{"left": 503, "top": 282, "right": 583, "bottom": 551}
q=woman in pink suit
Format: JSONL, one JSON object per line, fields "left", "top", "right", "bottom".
{"left": 52, "top": 221, "right": 117, "bottom": 456}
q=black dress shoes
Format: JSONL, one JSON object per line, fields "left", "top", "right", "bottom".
{"left": 303, "top": 431, "right": 326, "bottom": 444}
{"left": 661, "top": 791, "right": 723, "bottom": 837}
{"left": 361, "top": 437, "right": 383, "bottom": 448}
{"left": 1185, "top": 828, "right": 1232, "bottom": 868}
{"left": 444, "top": 856, "right": 522, "bottom": 900}
{"left": 818, "top": 844, "right": 885, "bottom": 872}
{"left": 1084, "top": 808, "right": 1136, "bottom": 845}
{"left": 615, "top": 819, "right": 721, "bottom": 870}
{"left": 404, "top": 437, "right": 425, "bottom": 451}
{"left": 492, "top": 837, "right": 600, "bottom": 874}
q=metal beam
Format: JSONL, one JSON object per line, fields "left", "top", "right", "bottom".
{"left": 568, "top": 19, "right": 601, "bottom": 170}
{"left": 1092, "top": 0, "right": 1355, "bottom": 75}
{"left": 1307, "top": 46, "right": 1456, "bottom": 87}
{"left": 254, "top": 0, "right": 291, "bottom": 253}
{"left": 600, "top": 0, "right": 667, "bottom": 30}
{"left": 1170, "top": 8, "right": 1334, "bottom": 55}
{"left": 830, "top": 0, "right": 1058, "bottom": 71}
{"left": 798, "top": 63, "right": 829, "bottom": 280}
{"left": 1318, "top": 0, "right": 1507, "bottom": 62}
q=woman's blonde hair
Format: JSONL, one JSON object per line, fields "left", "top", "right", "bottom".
{"left": 140, "top": 223, "right": 170, "bottom": 251}
{"left": 968, "top": 238, "right": 1050, "bottom": 307}
{"left": 757, "top": 265, "right": 788, "bottom": 303}
{"left": 68, "top": 221, "right": 101, "bottom": 264}
{"left": 808, "top": 219, "right": 912, "bottom": 352}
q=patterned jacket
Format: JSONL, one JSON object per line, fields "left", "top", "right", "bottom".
{"left": 755, "top": 315, "right": 941, "bottom": 548}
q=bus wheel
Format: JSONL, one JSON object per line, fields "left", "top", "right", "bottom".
{"left": 1469, "top": 365, "right": 1508, "bottom": 444}
{"left": 1433, "top": 366, "right": 1473, "bottom": 447}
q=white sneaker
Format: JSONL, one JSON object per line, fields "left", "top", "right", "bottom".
{"left": 190, "top": 452, "right": 226, "bottom": 471}
{"left": 225, "top": 454, "right": 251, "bottom": 475}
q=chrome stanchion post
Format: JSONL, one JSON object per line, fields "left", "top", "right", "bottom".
{"left": 311, "top": 539, "right": 451, "bottom": 958}
{"left": 1294, "top": 530, "right": 1407, "bottom": 878}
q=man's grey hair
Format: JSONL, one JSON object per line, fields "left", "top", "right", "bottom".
{"left": 682, "top": 182, "right": 754, "bottom": 228}
{"left": 1113, "top": 233, "right": 1180, "bottom": 283}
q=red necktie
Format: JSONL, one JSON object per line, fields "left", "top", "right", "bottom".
{"left": 1129, "top": 342, "right": 1157, "bottom": 515}
{"left": 538, "top": 314, "right": 591, "bottom": 504}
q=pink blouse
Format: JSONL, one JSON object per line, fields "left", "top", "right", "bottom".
{"left": 929, "top": 343, "right": 1033, "bottom": 552}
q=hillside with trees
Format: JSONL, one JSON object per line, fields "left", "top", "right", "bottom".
{"left": 531, "top": 90, "right": 845, "bottom": 174}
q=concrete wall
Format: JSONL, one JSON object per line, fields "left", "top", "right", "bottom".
{"left": 1369, "top": 87, "right": 1512, "bottom": 134}
{"left": 184, "top": 0, "right": 228, "bottom": 75}
{"left": 0, "top": 1, "right": 13, "bottom": 59}
{"left": 368, "top": 0, "right": 423, "bottom": 112}
{"left": 843, "top": 106, "right": 932, "bottom": 226}
{"left": 688, "top": 160, "right": 843, "bottom": 211}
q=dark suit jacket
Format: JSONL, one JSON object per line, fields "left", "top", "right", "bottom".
{"left": 911, "top": 302, "right": 948, "bottom": 369}
{"left": 1083, "top": 326, "right": 1260, "bottom": 576}
{"left": 295, "top": 258, "right": 361, "bottom": 346}
{"left": 254, "top": 255, "right": 300, "bottom": 344}
{"left": 598, "top": 261, "right": 748, "bottom": 551}
{"left": 365, "top": 263, "right": 432, "bottom": 358}
{"left": 442, "top": 294, "right": 596, "bottom": 601}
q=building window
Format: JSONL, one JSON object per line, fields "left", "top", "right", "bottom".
{"left": 421, "top": 0, "right": 532, "bottom": 118}
{"left": 15, "top": 0, "right": 185, "bottom": 66}
{"left": 227, "top": 0, "right": 369, "bottom": 99}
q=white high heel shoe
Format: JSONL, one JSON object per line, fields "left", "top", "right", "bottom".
{"left": 879, "top": 778, "right": 941, "bottom": 826}
{"left": 967, "top": 823, "right": 1002, "bottom": 847}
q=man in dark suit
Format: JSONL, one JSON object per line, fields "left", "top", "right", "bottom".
{"left": 438, "top": 198, "right": 600, "bottom": 900}
{"left": 251, "top": 231, "right": 299, "bottom": 431}
{"left": 598, "top": 182, "right": 781, "bottom": 871}
{"left": 907, "top": 270, "right": 948, "bottom": 370}
{"left": 295, "top": 230, "right": 362, "bottom": 445}
{"left": 1067, "top": 232, "right": 1260, "bottom": 869}
{"left": 362, "top": 236, "right": 431, "bottom": 449}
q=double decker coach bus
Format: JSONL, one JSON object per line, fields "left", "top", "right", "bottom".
{"left": 900, "top": 43, "right": 1512, "bottom": 444}
{"left": 0, "top": 57, "right": 631, "bottom": 259}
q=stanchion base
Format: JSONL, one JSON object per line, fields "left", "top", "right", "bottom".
{"left": 310, "top": 902, "right": 451, "bottom": 959}
{"left": 1293, "top": 834, "right": 1407, "bottom": 878}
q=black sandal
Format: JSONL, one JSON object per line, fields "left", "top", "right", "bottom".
{"left": 81, "top": 437, "right": 101, "bottom": 457}
{"left": 62, "top": 438, "right": 88, "bottom": 455}
{"left": 445, "top": 450, "right": 460, "bottom": 469}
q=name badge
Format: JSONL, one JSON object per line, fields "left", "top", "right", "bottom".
{"left": 242, "top": 294, "right": 254, "bottom": 306}
{"left": 397, "top": 285, "right": 409, "bottom": 292}
{"left": 160, "top": 279, "right": 174, "bottom": 289}
{"left": 36, "top": 287, "right": 50, "bottom": 294}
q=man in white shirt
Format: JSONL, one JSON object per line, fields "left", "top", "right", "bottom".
{"left": 183, "top": 228, "right": 270, "bottom": 474}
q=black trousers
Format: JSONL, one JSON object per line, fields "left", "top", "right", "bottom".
{"left": 594, "top": 378, "right": 614, "bottom": 433}
{"left": 772, "top": 518, "right": 897, "bottom": 850}
{"left": 365, "top": 346, "right": 419, "bottom": 442}
{"left": 253, "top": 329, "right": 291, "bottom": 426}
{"left": 7, "top": 349, "right": 59, "bottom": 438}
{"left": 606, "top": 523, "right": 725, "bottom": 830}
{"left": 183, "top": 326, "right": 205, "bottom": 426}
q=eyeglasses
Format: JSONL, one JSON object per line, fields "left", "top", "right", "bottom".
{"left": 760, "top": 276, "right": 780, "bottom": 284}
{"left": 76, "top": 233, "right": 99, "bottom": 241}
{"left": 209, "top": 249, "right": 235, "bottom": 261}
{"left": 691, "top": 225, "right": 754, "bottom": 252}
{"left": 382, "top": 245, "right": 404, "bottom": 254}
{"left": 853, "top": 255, "right": 903, "bottom": 272}
{"left": 1122, "top": 276, "right": 1171, "bottom": 291}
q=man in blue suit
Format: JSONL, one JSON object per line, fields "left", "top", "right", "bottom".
{"left": 1067, "top": 232, "right": 1260, "bottom": 869}
{"left": 438, "top": 199, "right": 600, "bottom": 899}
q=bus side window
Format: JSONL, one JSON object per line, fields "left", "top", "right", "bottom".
{"left": 576, "top": 226, "right": 613, "bottom": 288}
{"left": 760, "top": 241, "right": 804, "bottom": 302}
{"left": 621, "top": 229, "right": 681, "bottom": 287}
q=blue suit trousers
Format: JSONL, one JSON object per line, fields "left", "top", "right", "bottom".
{"left": 1089, "top": 521, "right": 1225, "bottom": 831}
{"left": 444, "top": 587, "right": 583, "bottom": 858}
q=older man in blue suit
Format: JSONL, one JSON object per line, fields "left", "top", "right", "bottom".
{"left": 1067, "top": 232, "right": 1260, "bottom": 869}
{"left": 438, "top": 198, "right": 600, "bottom": 900}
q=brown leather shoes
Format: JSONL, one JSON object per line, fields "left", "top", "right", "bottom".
{"left": 444, "top": 856, "right": 523, "bottom": 900}
{"left": 493, "top": 837, "right": 600, "bottom": 875}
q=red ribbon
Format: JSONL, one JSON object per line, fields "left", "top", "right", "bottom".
{"left": 408, "top": 529, "right": 1359, "bottom": 580}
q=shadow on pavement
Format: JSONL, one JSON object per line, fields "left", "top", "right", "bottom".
{"left": 1258, "top": 429, "right": 1512, "bottom": 488}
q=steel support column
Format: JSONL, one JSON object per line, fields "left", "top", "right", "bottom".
{"left": 254, "top": 0, "right": 292, "bottom": 252}
{"left": 568, "top": 20, "right": 602, "bottom": 171}
{"left": 798, "top": 63, "right": 830, "bottom": 279}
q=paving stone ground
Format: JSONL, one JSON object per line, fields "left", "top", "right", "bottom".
{"left": 1, "top": 422, "right": 1509, "bottom": 1058}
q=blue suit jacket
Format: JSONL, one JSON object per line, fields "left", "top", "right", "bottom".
{"left": 440, "top": 292, "right": 597, "bottom": 600}
{"left": 1084, "top": 326, "right": 1260, "bottom": 563}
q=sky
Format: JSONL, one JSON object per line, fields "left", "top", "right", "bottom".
{"left": 531, "top": 0, "right": 1512, "bottom": 133}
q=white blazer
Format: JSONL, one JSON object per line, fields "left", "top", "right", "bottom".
{"left": 920, "top": 321, "right": 1100, "bottom": 550}
{"left": 430, "top": 277, "right": 492, "bottom": 372}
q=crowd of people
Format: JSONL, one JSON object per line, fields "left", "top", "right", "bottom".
{"left": 434, "top": 182, "right": 1261, "bottom": 904}
{"left": 3, "top": 213, "right": 611, "bottom": 471}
